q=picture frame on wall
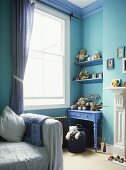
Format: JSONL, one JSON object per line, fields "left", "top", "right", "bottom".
{"left": 107, "top": 58, "right": 114, "bottom": 69}
{"left": 117, "top": 47, "right": 125, "bottom": 58}
{"left": 122, "top": 58, "right": 126, "bottom": 73}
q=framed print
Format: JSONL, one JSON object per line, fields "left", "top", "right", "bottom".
{"left": 117, "top": 47, "right": 125, "bottom": 58}
{"left": 122, "top": 58, "right": 126, "bottom": 73}
{"left": 107, "top": 58, "right": 114, "bottom": 69}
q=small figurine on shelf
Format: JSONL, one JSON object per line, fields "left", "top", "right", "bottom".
{"left": 79, "top": 69, "right": 90, "bottom": 80}
{"left": 92, "top": 51, "right": 102, "bottom": 60}
{"left": 124, "top": 81, "right": 126, "bottom": 87}
{"left": 112, "top": 79, "right": 121, "bottom": 87}
{"left": 75, "top": 49, "right": 88, "bottom": 63}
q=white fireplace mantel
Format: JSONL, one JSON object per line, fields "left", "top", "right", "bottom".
{"left": 104, "top": 87, "right": 126, "bottom": 94}
{"left": 105, "top": 87, "right": 126, "bottom": 158}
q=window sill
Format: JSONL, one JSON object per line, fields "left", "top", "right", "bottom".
{"left": 24, "top": 104, "right": 70, "bottom": 111}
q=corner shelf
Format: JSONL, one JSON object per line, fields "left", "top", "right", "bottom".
{"left": 75, "top": 58, "right": 103, "bottom": 67}
{"left": 74, "top": 78, "right": 103, "bottom": 84}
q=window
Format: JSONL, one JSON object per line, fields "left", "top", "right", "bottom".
{"left": 24, "top": 5, "right": 70, "bottom": 109}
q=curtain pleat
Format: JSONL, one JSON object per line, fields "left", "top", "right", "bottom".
{"left": 10, "top": 0, "right": 35, "bottom": 114}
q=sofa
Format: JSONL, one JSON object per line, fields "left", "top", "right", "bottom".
{"left": 0, "top": 118, "right": 63, "bottom": 170}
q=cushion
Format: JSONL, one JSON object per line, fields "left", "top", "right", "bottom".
{"left": 0, "top": 106, "right": 26, "bottom": 142}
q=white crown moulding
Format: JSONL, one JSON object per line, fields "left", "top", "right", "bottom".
{"left": 39, "top": 0, "right": 103, "bottom": 19}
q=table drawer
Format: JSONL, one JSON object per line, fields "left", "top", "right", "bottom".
{"left": 68, "top": 112, "right": 93, "bottom": 121}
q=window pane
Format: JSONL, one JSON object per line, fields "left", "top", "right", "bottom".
{"left": 23, "top": 7, "right": 70, "bottom": 108}
{"left": 43, "top": 53, "right": 63, "bottom": 97}
{"left": 30, "top": 9, "right": 64, "bottom": 55}
{"left": 24, "top": 51, "right": 44, "bottom": 97}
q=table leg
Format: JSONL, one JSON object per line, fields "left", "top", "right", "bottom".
{"left": 93, "top": 123, "right": 97, "bottom": 152}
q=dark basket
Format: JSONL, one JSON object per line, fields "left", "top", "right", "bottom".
{"left": 68, "top": 130, "right": 86, "bottom": 153}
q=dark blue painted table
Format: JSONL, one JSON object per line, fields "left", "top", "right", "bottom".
{"left": 67, "top": 109, "right": 102, "bottom": 151}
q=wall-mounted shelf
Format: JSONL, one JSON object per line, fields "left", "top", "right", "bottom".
{"left": 75, "top": 58, "right": 103, "bottom": 67}
{"left": 74, "top": 78, "right": 103, "bottom": 84}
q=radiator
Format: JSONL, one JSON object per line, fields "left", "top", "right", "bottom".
{"left": 53, "top": 116, "right": 69, "bottom": 148}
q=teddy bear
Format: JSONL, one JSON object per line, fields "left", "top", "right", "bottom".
{"left": 75, "top": 49, "right": 88, "bottom": 63}
{"left": 70, "top": 102, "right": 78, "bottom": 110}
{"left": 71, "top": 97, "right": 88, "bottom": 110}
{"left": 66, "top": 126, "right": 80, "bottom": 140}
{"left": 79, "top": 69, "right": 90, "bottom": 80}
{"left": 77, "top": 97, "right": 88, "bottom": 110}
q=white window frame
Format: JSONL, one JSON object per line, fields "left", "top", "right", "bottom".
{"left": 24, "top": 3, "right": 70, "bottom": 110}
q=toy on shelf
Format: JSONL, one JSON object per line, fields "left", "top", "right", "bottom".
{"left": 124, "top": 81, "right": 126, "bottom": 87}
{"left": 112, "top": 79, "right": 121, "bottom": 87}
{"left": 79, "top": 69, "right": 90, "bottom": 80}
{"left": 75, "top": 49, "right": 88, "bottom": 63}
{"left": 73, "top": 69, "right": 90, "bottom": 81}
{"left": 73, "top": 69, "right": 103, "bottom": 81}
{"left": 91, "top": 51, "right": 102, "bottom": 60}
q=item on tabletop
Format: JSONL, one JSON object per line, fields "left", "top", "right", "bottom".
{"left": 71, "top": 97, "right": 88, "bottom": 110}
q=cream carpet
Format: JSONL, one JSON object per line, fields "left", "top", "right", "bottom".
{"left": 63, "top": 149, "right": 126, "bottom": 170}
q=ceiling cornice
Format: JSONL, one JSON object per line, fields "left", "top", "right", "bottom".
{"left": 38, "top": 0, "right": 103, "bottom": 19}
{"left": 82, "top": 0, "right": 103, "bottom": 18}
{"left": 39, "top": 0, "right": 82, "bottom": 19}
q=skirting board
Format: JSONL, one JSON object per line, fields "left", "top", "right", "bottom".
{"left": 101, "top": 143, "right": 113, "bottom": 155}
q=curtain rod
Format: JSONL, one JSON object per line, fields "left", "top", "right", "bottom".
{"left": 36, "top": 1, "right": 79, "bottom": 20}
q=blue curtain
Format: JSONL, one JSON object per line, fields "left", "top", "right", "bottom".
{"left": 10, "top": 0, "right": 35, "bottom": 114}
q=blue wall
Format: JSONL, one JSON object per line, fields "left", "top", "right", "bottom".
{"left": 81, "top": 11, "right": 103, "bottom": 100}
{"left": 103, "top": 0, "right": 126, "bottom": 144}
{"left": 0, "top": 0, "right": 12, "bottom": 112}
{"left": 0, "top": 0, "right": 82, "bottom": 117}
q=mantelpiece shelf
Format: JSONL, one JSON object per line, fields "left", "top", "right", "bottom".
{"left": 74, "top": 78, "right": 103, "bottom": 84}
{"left": 104, "top": 87, "right": 126, "bottom": 94}
{"left": 75, "top": 58, "right": 103, "bottom": 67}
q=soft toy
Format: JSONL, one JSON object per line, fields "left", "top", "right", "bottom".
{"left": 71, "top": 97, "right": 88, "bottom": 110}
{"left": 66, "top": 126, "right": 80, "bottom": 140}
{"left": 75, "top": 49, "right": 88, "bottom": 63}
{"left": 77, "top": 97, "right": 87, "bottom": 110}
{"left": 79, "top": 69, "right": 90, "bottom": 80}
{"left": 71, "top": 102, "right": 78, "bottom": 110}
{"left": 91, "top": 51, "right": 102, "bottom": 60}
